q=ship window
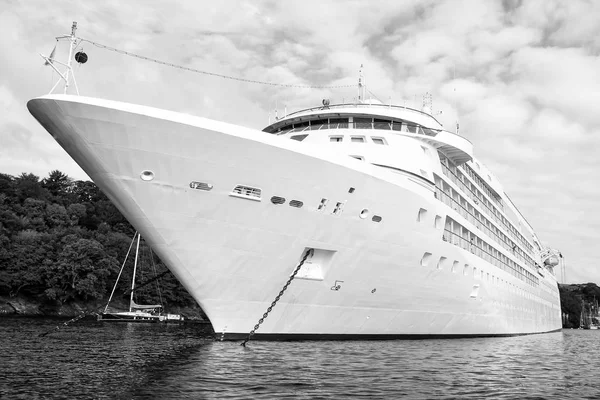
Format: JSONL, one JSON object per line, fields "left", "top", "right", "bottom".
{"left": 271, "top": 196, "right": 286, "bottom": 204}
{"left": 354, "top": 117, "right": 372, "bottom": 129}
{"left": 291, "top": 134, "right": 308, "bottom": 141}
{"left": 372, "top": 215, "right": 382, "bottom": 223}
{"left": 350, "top": 155, "right": 364, "bottom": 161}
{"left": 309, "top": 120, "right": 327, "bottom": 130}
{"left": 189, "top": 181, "right": 213, "bottom": 191}
{"left": 317, "top": 198, "right": 328, "bottom": 211}
{"left": 437, "top": 256, "right": 447, "bottom": 270}
{"left": 289, "top": 200, "right": 303, "bottom": 208}
{"left": 470, "top": 284, "right": 480, "bottom": 298}
{"left": 464, "top": 264, "right": 469, "bottom": 276}
{"left": 406, "top": 125, "right": 417, "bottom": 133}
{"left": 359, "top": 209, "right": 369, "bottom": 219}
{"left": 332, "top": 202, "right": 344, "bottom": 215}
{"left": 230, "top": 185, "right": 262, "bottom": 201}
{"left": 417, "top": 208, "right": 427, "bottom": 222}
{"left": 329, "top": 118, "right": 348, "bottom": 128}
{"left": 351, "top": 136, "right": 366, "bottom": 143}
{"left": 330, "top": 136, "right": 343, "bottom": 142}
{"left": 374, "top": 119, "right": 391, "bottom": 130}
{"left": 372, "top": 137, "right": 387, "bottom": 145}
{"left": 421, "top": 252, "right": 432, "bottom": 267}
{"left": 293, "top": 121, "right": 309, "bottom": 130}
{"left": 392, "top": 121, "right": 403, "bottom": 131}
{"left": 452, "top": 260, "right": 459, "bottom": 273}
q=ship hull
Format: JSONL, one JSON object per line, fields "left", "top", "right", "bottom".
{"left": 28, "top": 94, "right": 562, "bottom": 339}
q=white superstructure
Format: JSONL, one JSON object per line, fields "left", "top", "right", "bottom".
{"left": 28, "top": 25, "right": 562, "bottom": 339}
{"left": 27, "top": 93, "right": 562, "bottom": 339}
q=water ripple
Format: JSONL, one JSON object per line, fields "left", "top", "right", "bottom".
{"left": 2, "top": 318, "right": 600, "bottom": 399}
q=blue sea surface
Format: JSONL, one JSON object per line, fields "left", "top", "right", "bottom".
{"left": 1, "top": 317, "right": 599, "bottom": 399}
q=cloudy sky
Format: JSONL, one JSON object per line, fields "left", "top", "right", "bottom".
{"left": 1, "top": 0, "right": 598, "bottom": 284}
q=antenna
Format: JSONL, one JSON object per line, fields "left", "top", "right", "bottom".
{"left": 422, "top": 92, "right": 432, "bottom": 114}
{"left": 453, "top": 63, "right": 459, "bottom": 134}
{"left": 358, "top": 64, "right": 365, "bottom": 103}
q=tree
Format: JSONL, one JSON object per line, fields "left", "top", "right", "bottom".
{"left": 0, "top": 173, "right": 15, "bottom": 199}
{"left": 14, "top": 173, "right": 48, "bottom": 202}
{"left": 46, "top": 238, "right": 117, "bottom": 302}
{"left": 42, "top": 170, "right": 73, "bottom": 203}
{"left": 46, "top": 203, "right": 69, "bottom": 229}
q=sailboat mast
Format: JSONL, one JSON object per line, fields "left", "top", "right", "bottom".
{"left": 129, "top": 233, "right": 141, "bottom": 312}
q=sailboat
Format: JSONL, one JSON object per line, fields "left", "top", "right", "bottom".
{"left": 589, "top": 297, "right": 600, "bottom": 330}
{"left": 98, "top": 233, "right": 184, "bottom": 322}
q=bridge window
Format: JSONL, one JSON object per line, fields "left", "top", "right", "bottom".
{"left": 309, "top": 119, "right": 327, "bottom": 130}
{"left": 354, "top": 117, "right": 372, "bottom": 129}
{"left": 374, "top": 119, "right": 391, "bottom": 130}
{"left": 329, "top": 118, "right": 348, "bottom": 128}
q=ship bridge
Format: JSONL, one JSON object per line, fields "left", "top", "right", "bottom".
{"left": 262, "top": 102, "right": 473, "bottom": 166}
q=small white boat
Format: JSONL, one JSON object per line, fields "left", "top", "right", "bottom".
{"left": 98, "top": 233, "right": 184, "bottom": 323}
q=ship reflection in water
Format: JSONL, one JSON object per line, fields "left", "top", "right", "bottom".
{"left": 2, "top": 318, "right": 599, "bottom": 399}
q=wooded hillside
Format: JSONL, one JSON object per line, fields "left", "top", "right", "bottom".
{"left": 0, "top": 170, "right": 199, "bottom": 314}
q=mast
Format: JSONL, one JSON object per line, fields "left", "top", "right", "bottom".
{"left": 129, "top": 233, "right": 141, "bottom": 312}
{"left": 41, "top": 21, "right": 81, "bottom": 95}
{"left": 63, "top": 22, "right": 77, "bottom": 94}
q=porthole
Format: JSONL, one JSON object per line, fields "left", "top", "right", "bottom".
{"left": 140, "top": 170, "right": 154, "bottom": 181}
{"left": 289, "top": 200, "right": 303, "bottom": 208}
{"left": 372, "top": 215, "right": 382, "bottom": 223}
{"left": 359, "top": 209, "right": 369, "bottom": 219}
{"left": 271, "top": 196, "right": 286, "bottom": 204}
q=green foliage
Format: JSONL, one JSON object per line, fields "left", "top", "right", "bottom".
{"left": 0, "top": 170, "right": 198, "bottom": 311}
{"left": 559, "top": 283, "right": 600, "bottom": 328}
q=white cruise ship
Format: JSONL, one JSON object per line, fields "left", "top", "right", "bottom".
{"left": 28, "top": 28, "right": 562, "bottom": 339}
{"left": 27, "top": 92, "right": 562, "bottom": 339}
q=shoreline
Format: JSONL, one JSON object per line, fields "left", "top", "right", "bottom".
{"left": 0, "top": 293, "right": 208, "bottom": 321}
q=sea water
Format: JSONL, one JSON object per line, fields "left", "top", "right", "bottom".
{"left": 1, "top": 317, "right": 599, "bottom": 399}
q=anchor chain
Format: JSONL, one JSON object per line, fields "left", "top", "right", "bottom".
{"left": 38, "top": 305, "right": 104, "bottom": 337}
{"left": 241, "top": 248, "right": 314, "bottom": 346}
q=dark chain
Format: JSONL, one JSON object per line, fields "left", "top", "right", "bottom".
{"left": 38, "top": 305, "right": 104, "bottom": 337}
{"left": 241, "top": 248, "right": 314, "bottom": 346}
